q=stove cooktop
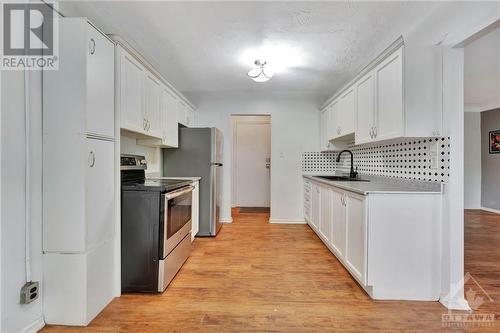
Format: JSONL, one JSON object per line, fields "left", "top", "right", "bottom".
{"left": 121, "top": 178, "right": 192, "bottom": 192}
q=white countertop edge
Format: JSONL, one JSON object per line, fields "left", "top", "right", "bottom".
{"left": 303, "top": 175, "right": 443, "bottom": 195}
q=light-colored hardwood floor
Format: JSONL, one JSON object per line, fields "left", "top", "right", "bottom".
{"left": 42, "top": 208, "right": 499, "bottom": 332}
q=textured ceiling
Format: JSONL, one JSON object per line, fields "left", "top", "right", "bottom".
{"left": 60, "top": 1, "right": 438, "bottom": 99}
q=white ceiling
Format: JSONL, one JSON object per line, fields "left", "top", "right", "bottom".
{"left": 60, "top": 1, "right": 438, "bottom": 100}
{"left": 464, "top": 24, "right": 500, "bottom": 112}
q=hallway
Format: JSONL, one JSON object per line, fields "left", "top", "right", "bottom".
{"left": 42, "top": 209, "right": 500, "bottom": 332}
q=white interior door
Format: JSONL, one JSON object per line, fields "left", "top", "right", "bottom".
{"left": 234, "top": 116, "right": 271, "bottom": 207}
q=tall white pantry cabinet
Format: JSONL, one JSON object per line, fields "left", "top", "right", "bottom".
{"left": 42, "top": 18, "right": 116, "bottom": 325}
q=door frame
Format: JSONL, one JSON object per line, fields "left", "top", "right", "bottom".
{"left": 230, "top": 114, "right": 271, "bottom": 208}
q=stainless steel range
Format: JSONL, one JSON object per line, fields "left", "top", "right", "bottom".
{"left": 120, "top": 154, "right": 193, "bottom": 292}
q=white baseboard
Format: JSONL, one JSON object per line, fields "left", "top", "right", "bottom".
{"left": 481, "top": 207, "right": 500, "bottom": 214}
{"left": 439, "top": 295, "right": 471, "bottom": 311}
{"left": 21, "top": 317, "right": 45, "bottom": 333}
{"left": 269, "top": 218, "right": 306, "bottom": 224}
{"left": 220, "top": 217, "right": 233, "bottom": 223}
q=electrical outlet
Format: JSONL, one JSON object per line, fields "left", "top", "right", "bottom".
{"left": 20, "top": 281, "right": 39, "bottom": 304}
{"left": 429, "top": 141, "right": 439, "bottom": 170}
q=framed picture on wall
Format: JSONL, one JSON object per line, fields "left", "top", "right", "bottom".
{"left": 489, "top": 130, "right": 500, "bottom": 154}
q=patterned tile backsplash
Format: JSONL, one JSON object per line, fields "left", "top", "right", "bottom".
{"left": 303, "top": 137, "right": 450, "bottom": 182}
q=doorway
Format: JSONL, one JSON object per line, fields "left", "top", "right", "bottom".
{"left": 462, "top": 21, "right": 500, "bottom": 315}
{"left": 231, "top": 115, "right": 271, "bottom": 210}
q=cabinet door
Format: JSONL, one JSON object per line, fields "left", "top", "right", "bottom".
{"left": 304, "top": 181, "right": 311, "bottom": 222}
{"left": 311, "top": 183, "right": 321, "bottom": 231}
{"left": 319, "top": 109, "right": 330, "bottom": 151}
{"left": 344, "top": 193, "right": 367, "bottom": 285}
{"left": 328, "top": 101, "right": 339, "bottom": 140}
{"left": 144, "top": 72, "right": 162, "bottom": 138}
{"left": 86, "top": 138, "right": 115, "bottom": 250}
{"left": 120, "top": 50, "right": 145, "bottom": 133}
{"left": 177, "top": 101, "right": 188, "bottom": 126}
{"left": 319, "top": 187, "right": 332, "bottom": 243}
{"left": 330, "top": 190, "right": 346, "bottom": 260}
{"left": 164, "top": 89, "right": 179, "bottom": 147}
{"left": 338, "top": 87, "right": 355, "bottom": 137}
{"left": 374, "top": 47, "right": 403, "bottom": 141}
{"left": 355, "top": 71, "right": 375, "bottom": 144}
{"left": 86, "top": 23, "right": 114, "bottom": 138}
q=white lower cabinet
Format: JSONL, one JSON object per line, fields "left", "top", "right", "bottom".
{"left": 43, "top": 240, "right": 115, "bottom": 325}
{"left": 344, "top": 192, "right": 367, "bottom": 285}
{"left": 310, "top": 182, "right": 321, "bottom": 231}
{"left": 330, "top": 189, "right": 346, "bottom": 260}
{"left": 304, "top": 177, "right": 441, "bottom": 301}
{"left": 319, "top": 187, "right": 332, "bottom": 243}
{"left": 303, "top": 181, "right": 311, "bottom": 222}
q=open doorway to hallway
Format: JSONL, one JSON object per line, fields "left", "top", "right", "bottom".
{"left": 463, "top": 21, "right": 500, "bottom": 315}
{"left": 231, "top": 115, "right": 271, "bottom": 214}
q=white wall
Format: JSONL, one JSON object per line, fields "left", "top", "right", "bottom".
{"left": 401, "top": 0, "right": 499, "bottom": 310}
{"left": 120, "top": 134, "right": 162, "bottom": 176}
{"left": 464, "top": 26, "right": 500, "bottom": 112}
{"left": 189, "top": 91, "right": 320, "bottom": 223}
{"left": 1, "top": 70, "right": 45, "bottom": 333}
{"left": 464, "top": 112, "right": 482, "bottom": 209}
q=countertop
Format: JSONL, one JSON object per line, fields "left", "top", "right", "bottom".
{"left": 148, "top": 176, "right": 201, "bottom": 182}
{"left": 303, "top": 174, "right": 443, "bottom": 195}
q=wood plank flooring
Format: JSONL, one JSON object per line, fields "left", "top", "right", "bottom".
{"left": 42, "top": 208, "right": 500, "bottom": 332}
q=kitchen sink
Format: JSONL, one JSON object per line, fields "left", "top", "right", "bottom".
{"left": 317, "top": 176, "right": 370, "bottom": 182}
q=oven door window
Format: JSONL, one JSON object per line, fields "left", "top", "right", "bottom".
{"left": 167, "top": 191, "right": 192, "bottom": 238}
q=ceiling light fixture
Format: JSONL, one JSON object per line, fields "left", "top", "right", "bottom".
{"left": 247, "top": 60, "right": 274, "bottom": 82}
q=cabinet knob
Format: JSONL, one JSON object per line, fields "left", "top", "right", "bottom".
{"left": 89, "top": 38, "right": 96, "bottom": 55}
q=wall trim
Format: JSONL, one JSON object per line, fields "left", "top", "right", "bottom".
{"left": 220, "top": 217, "right": 233, "bottom": 224}
{"left": 21, "top": 317, "right": 45, "bottom": 333}
{"left": 269, "top": 218, "right": 307, "bottom": 224}
{"left": 439, "top": 295, "right": 471, "bottom": 311}
{"left": 480, "top": 207, "right": 500, "bottom": 215}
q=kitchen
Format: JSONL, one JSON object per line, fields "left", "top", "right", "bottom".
{"left": 1, "top": 1, "right": 499, "bottom": 332}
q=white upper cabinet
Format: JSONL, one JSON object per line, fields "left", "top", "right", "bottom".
{"left": 162, "top": 89, "right": 179, "bottom": 147}
{"left": 373, "top": 47, "right": 404, "bottom": 142}
{"left": 119, "top": 50, "right": 145, "bottom": 134}
{"left": 319, "top": 108, "right": 331, "bottom": 151}
{"left": 116, "top": 42, "right": 195, "bottom": 145}
{"left": 144, "top": 72, "right": 162, "bottom": 137}
{"left": 43, "top": 18, "right": 115, "bottom": 253}
{"left": 336, "top": 87, "right": 356, "bottom": 139}
{"left": 86, "top": 23, "right": 115, "bottom": 138}
{"left": 321, "top": 38, "right": 444, "bottom": 146}
{"left": 355, "top": 71, "right": 375, "bottom": 145}
{"left": 43, "top": 18, "right": 114, "bottom": 139}
{"left": 177, "top": 100, "right": 193, "bottom": 127}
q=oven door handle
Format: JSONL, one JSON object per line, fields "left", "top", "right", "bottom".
{"left": 165, "top": 186, "right": 194, "bottom": 200}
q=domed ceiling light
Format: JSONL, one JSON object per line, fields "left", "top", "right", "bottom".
{"left": 247, "top": 60, "right": 274, "bottom": 82}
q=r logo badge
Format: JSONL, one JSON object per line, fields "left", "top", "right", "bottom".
{"left": 3, "top": 3, "right": 54, "bottom": 56}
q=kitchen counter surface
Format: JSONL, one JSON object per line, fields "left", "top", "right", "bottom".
{"left": 304, "top": 174, "right": 443, "bottom": 195}
{"left": 149, "top": 176, "right": 201, "bottom": 182}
